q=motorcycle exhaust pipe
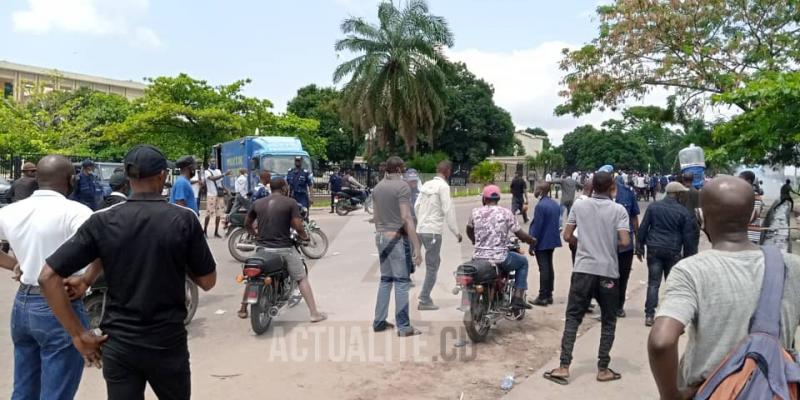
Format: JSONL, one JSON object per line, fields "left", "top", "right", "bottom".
{"left": 237, "top": 243, "right": 256, "bottom": 251}
{"left": 268, "top": 306, "right": 280, "bottom": 317}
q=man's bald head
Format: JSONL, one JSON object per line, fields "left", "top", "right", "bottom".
{"left": 36, "top": 155, "right": 75, "bottom": 195}
{"left": 701, "top": 175, "right": 754, "bottom": 242}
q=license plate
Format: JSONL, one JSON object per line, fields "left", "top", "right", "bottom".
{"left": 245, "top": 284, "right": 261, "bottom": 304}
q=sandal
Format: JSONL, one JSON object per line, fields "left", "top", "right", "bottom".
{"left": 596, "top": 368, "right": 622, "bottom": 382}
{"left": 237, "top": 309, "right": 248, "bottom": 319}
{"left": 543, "top": 369, "right": 569, "bottom": 385}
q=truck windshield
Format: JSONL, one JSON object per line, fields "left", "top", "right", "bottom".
{"left": 97, "top": 165, "right": 119, "bottom": 181}
{"left": 262, "top": 156, "right": 311, "bottom": 174}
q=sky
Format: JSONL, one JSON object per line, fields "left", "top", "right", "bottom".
{"left": 1, "top": 0, "right": 639, "bottom": 145}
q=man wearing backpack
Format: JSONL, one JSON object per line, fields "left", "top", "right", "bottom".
{"left": 648, "top": 176, "right": 800, "bottom": 399}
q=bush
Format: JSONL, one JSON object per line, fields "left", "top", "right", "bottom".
{"left": 407, "top": 151, "right": 449, "bottom": 173}
{"left": 469, "top": 160, "right": 503, "bottom": 184}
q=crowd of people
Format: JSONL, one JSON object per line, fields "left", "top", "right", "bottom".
{"left": 0, "top": 145, "right": 798, "bottom": 398}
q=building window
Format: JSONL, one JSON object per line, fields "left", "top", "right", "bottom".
{"left": 2, "top": 82, "right": 11, "bottom": 99}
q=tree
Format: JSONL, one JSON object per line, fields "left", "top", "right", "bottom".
{"left": 711, "top": 71, "right": 800, "bottom": 166}
{"left": 436, "top": 63, "right": 515, "bottom": 165}
{"left": 469, "top": 160, "right": 503, "bottom": 184}
{"left": 557, "top": 0, "right": 800, "bottom": 117}
{"left": 558, "top": 124, "right": 652, "bottom": 172}
{"left": 334, "top": 0, "right": 454, "bottom": 154}
{"left": 287, "top": 84, "right": 358, "bottom": 164}
{"left": 526, "top": 147, "right": 564, "bottom": 177}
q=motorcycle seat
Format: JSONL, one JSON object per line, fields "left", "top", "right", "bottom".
{"left": 244, "top": 252, "right": 286, "bottom": 276}
{"left": 228, "top": 212, "right": 246, "bottom": 227}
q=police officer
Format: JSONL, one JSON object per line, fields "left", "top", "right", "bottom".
{"left": 287, "top": 156, "right": 313, "bottom": 209}
{"left": 72, "top": 159, "right": 99, "bottom": 210}
{"left": 328, "top": 168, "right": 342, "bottom": 213}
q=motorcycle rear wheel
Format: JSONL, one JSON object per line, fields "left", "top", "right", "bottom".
{"left": 184, "top": 277, "right": 199, "bottom": 325}
{"left": 250, "top": 285, "right": 274, "bottom": 335}
{"left": 335, "top": 201, "right": 350, "bottom": 216}
{"left": 300, "top": 228, "right": 328, "bottom": 259}
{"left": 84, "top": 294, "right": 105, "bottom": 330}
{"left": 464, "top": 293, "right": 491, "bottom": 342}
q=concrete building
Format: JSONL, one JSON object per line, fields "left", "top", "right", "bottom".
{"left": 514, "top": 130, "right": 545, "bottom": 157}
{"left": 0, "top": 60, "right": 147, "bottom": 102}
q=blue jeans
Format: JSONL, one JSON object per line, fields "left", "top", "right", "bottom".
{"left": 11, "top": 290, "right": 87, "bottom": 400}
{"left": 418, "top": 233, "right": 442, "bottom": 304}
{"left": 497, "top": 251, "right": 529, "bottom": 290}
{"left": 373, "top": 234, "right": 412, "bottom": 332}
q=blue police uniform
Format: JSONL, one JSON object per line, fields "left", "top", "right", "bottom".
{"left": 72, "top": 172, "right": 99, "bottom": 211}
{"left": 329, "top": 173, "right": 342, "bottom": 212}
{"left": 287, "top": 167, "right": 312, "bottom": 208}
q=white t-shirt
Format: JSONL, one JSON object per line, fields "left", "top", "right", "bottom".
{"left": 635, "top": 176, "right": 646, "bottom": 188}
{"left": 0, "top": 190, "right": 93, "bottom": 285}
{"left": 204, "top": 169, "right": 222, "bottom": 197}
{"left": 191, "top": 172, "right": 202, "bottom": 199}
{"left": 545, "top": 173, "right": 552, "bottom": 182}
{"left": 235, "top": 174, "right": 248, "bottom": 197}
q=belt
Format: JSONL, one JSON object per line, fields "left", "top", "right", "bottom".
{"left": 18, "top": 283, "right": 42, "bottom": 295}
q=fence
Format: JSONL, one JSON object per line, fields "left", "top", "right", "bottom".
{"left": 0, "top": 153, "right": 93, "bottom": 181}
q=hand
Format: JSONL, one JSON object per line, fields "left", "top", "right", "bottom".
{"left": 72, "top": 330, "right": 108, "bottom": 368}
{"left": 11, "top": 264, "right": 21, "bottom": 282}
{"left": 64, "top": 276, "right": 90, "bottom": 300}
{"left": 456, "top": 233, "right": 463, "bottom": 243}
{"left": 413, "top": 251, "right": 423, "bottom": 267}
{"left": 528, "top": 247, "right": 535, "bottom": 256}
{"left": 225, "top": 170, "right": 232, "bottom": 176}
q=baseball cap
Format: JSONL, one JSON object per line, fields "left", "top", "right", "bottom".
{"left": 108, "top": 171, "right": 128, "bottom": 189}
{"left": 22, "top": 162, "right": 36, "bottom": 172}
{"left": 597, "top": 164, "right": 614, "bottom": 173}
{"left": 124, "top": 145, "right": 168, "bottom": 179}
{"left": 665, "top": 182, "right": 689, "bottom": 193}
{"left": 482, "top": 184, "right": 501, "bottom": 200}
{"left": 403, "top": 168, "right": 419, "bottom": 182}
{"left": 81, "top": 159, "right": 95, "bottom": 168}
{"left": 175, "top": 155, "right": 196, "bottom": 169}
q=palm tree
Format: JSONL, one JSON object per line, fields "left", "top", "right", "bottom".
{"left": 333, "top": 0, "right": 453, "bottom": 155}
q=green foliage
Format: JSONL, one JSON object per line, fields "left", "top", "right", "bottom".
{"left": 407, "top": 151, "right": 448, "bottom": 173}
{"left": 287, "top": 84, "right": 357, "bottom": 163}
{"left": 712, "top": 71, "right": 800, "bottom": 166}
{"left": 557, "top": 0, "right": 800, "bottom": 117}
{"left": 469, "top": 160, "right": 503, "bottom": 184}
{"left": 334, "top": 0, "right": 454, "bottom": 154}
{"left": 559, "top": 124, "right": 652, "bottom": 172}
{"left": 526, "top": 148, "right": 564, "bottom": 175}
{"left": 436, "top": 62, "right": 515, "bottom": 164}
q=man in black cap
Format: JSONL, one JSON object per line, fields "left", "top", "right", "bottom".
{"left": 39, "top": 144, "right": 217, "bottom": 400}
{"left": 8, "top": 161, "right": 38, "bottom": 202}
{"left": 170, "top": 156, "right": 199, "bottom": 215}
{"left": 72, "top": 159, "right": 99, "bottom": 210}
{"left": 101, "top": 172, "right": 129, "bottom": 209}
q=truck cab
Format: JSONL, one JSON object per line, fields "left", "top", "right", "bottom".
{"left": 213, "top": 136, "right": 313, "bottom": 195}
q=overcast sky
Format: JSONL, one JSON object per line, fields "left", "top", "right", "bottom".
{"left": 2, "top": 0, "right": 663, "bottom": 145}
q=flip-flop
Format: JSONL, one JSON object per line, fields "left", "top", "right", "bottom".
{"left": 596, "top": 368, "right": 622, "bottom": 382}
{"left": 310, "top": 313, "right": 328, "bottom": 323}
{"left": 237, "top": 310, "right": 248, "bottom": 319}
{"left": 543, "top": 370, "right": 569, "bottom": 385}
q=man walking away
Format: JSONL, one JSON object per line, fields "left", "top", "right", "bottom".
{"left": 102, "top": 172, "right": 129, "bottom": 209}
{"left": 510, "top": 171, "right": 529, "bottom": 223}
{"left": 243, "top": 178, "right": 326, "bottom": 322}
{"left": 614, "top": 175, "right": 640, "bottom": 318}
{"left": 649, "top": 175, "right": 658, "bottom": 202}
{"left": 40, "top": 145, "right": 217, "bottom": 400}
{"left": 8, "top": 162, "right": 38, "bottom": 202}
{"left": 287, "top": 156, "right": 313, "bottom": 209}
{"left": 204, "top": 160, "right": 227, "bottom": 237}
{"left": 544, "top": 171, "right": 630, "bottom": 385}
{"left": 648, "top": 176, "right": 800, "bottom": 399}
{"left": 557, "top": 174, "right": 580, "bottom": 228}
{"left": 372, "top": 156, "right": 423, "bottom": 336}
{"left": 72, "top": 159, "right": 99, "bottom": 210}
{"left": 415, "top": 160, "right": 462, "bottom": 311}
{"left": 170, "top": 156, "right": 200, "bottom": 215}
{"left": 637, "top": 182, "right": 696, "bottom": 327}
{"left": 529, "top": 182, "right": 562, "bottom": 306}
{"left": 328, "top": 168, "right": 342, "bottom": 213}
{"left": 779, "top": 179, "right": 798, "bottom": 211}
{"left": 0, "top": 155, "right": 97, "bottom": 400}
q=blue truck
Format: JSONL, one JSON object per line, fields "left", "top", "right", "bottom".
{"left": 213, "top": 136, "right": 313, "bottom": 195}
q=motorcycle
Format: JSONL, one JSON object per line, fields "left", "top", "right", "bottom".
{"left": 453, "top": 238, "right": 525, "bottom": 343}
{"left": 227, "top": 205, "right": 328, "bottom": 262}
{"left": 84, "top": 274, "right": 199, "bottom": 330}
{"left": 334, "top": 188, "right": 372, "bottom": 216}
{"left": 236, "top": 240, "right": 306, "bottom": 335}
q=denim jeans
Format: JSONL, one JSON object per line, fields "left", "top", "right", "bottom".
{"left": 497, "top": 251, "right": 529, "bottom": 290}
{"left": 511, "top": 197, "right": 527, "bottom": 221}
{"left": 534, "top": 249, "right": 555, "bottom": 299}
{"left": 373, "top": 234, "right": 412, "bottom": 332}
{"left": 617, "top": 250, "right": 634, "bottom": 311}
{"left": 560, "top": 200, "right": 573, "bottom": 228}
{"left": 103, "top": 338, "right": 190, "bottom": 400}
{"left": 418, "top": 233, "right": 442, "bottom": 304}
{"left": 560, "top": 272, "right": 619, "bottom": 369}
{"left": 11, "top": 290, "right": 87, "bottom": 400}
{"left": 645, "top": 247, "right": 682, "bottom": 316}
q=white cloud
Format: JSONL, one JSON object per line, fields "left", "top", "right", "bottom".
{"left": 11, "top": 0, "right": 163, "bottom": 49}
{"left": 447, "top": 41, "right": 673, "bottom": 145}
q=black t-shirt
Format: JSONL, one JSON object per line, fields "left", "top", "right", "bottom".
{"left": 9, "top": 176, "right": 38, "bottom": 202}
{"left": 248, "top": 194, "right": 299, "bottom": 248}
{"left": 47, "top": 193, "right": 216, "bottom": 350}
{"left": 510, "top": 177, "right": 526, "bottom": 198}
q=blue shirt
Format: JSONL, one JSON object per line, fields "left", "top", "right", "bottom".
{"left": 614, "top": 181, "right": 640, "bottom": 253}
{"left": 170, "top": 176, "right": 198, "bottom": 215}
{"left": 529, "top": 196, "right": 562, "bottom": 251}
{"left": 329, "top": 174, "right": 342, "bottom": 193}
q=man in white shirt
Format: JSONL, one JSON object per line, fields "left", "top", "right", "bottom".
{"left": 414, "top": 161, "right": 462, "bottom": 310}
{"left": 546, "top": 172, "right": 553, "bottom": 183}
{"left": 203, "top": 160, "right": 227, "bottom": 238}
{"left": 0, "top": 155, "right": 98, "bottom": 399}
{"left": 231, "top": 168, "right": 249, "bottom": 213}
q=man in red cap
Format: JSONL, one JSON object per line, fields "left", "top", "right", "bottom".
{"left": 8, "top": 162, "right": 38, "bottom": 202}
{"left": 466, "top": 184, "right": 536, "bottom": 310}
